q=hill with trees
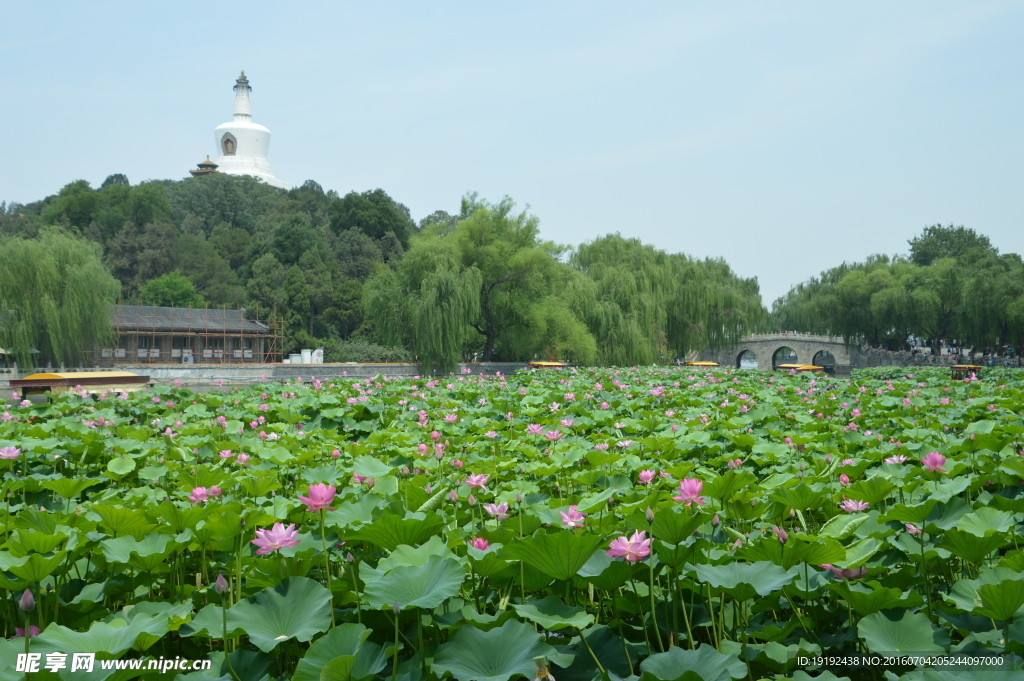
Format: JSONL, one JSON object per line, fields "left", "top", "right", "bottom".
{"left": 1, "top": 175, "right": 764, "bottom": 369}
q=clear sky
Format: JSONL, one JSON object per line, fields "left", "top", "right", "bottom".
{"left": 2, "top": 2, "right": 1022, "bottom": 305}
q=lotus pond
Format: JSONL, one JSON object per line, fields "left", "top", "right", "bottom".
{"left": 1, "top": 366, "right": 1023, "bottom": 681}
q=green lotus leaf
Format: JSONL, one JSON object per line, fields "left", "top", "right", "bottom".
{"left": 377, "top": 535, "right": 466, "bottom": 572}
{"left": 945, "top": 567, "right": 1023, "bottom": 612}
{"left": 36, "top": 611, "right": 171, "bottom": 656}
{"left": 431, "top": 619, "right": 555, "bottom": 681}
{"left": 702, "top": 470, "right": 756, "bottom": 502}
{"left": 9, "top": 529, "right": 68, "bottom": 554}
{"left": 91, "top": 504, "right": 157, "bottom": 540}
{"left": 362, "top": 554, "right": 464, "bottom": 610}
{"left": 576, "top": 549, "right": 631, "bottom": 590}
{"left": 737, "top": 536, "right": 845, "bottom": 570}
{"left": 639, "top": 644, "right": 747, "bottom": 681}
{"left": 818, "top": 513, "right": 870, "bottom": 540}
{"left": 319, "top": 656, "right": 356, "bottom": 681}
{"left": 41, "top": 476, "right": 102, "bottom": 499}
{"left": 8, "top": 550, "right": 68, "bottom": 582}
{"left": 972, "top": 580, "right": 1024, "bottom": 622}
{"left": 513, "top": 595, "right": 595, "bottom": 631}
{"left": 879, "top": 499, "right": 939, "bottom": 524}
{"left": 106, "top": 457, "right": 136, "bottom": 477}
{"left": 858, "top": 609, "right": 950, "bottom": 653}
{"left": 769, "top": 484, "right": 827, "bottom": 511}
{"left": 941, "top": 529, "right": 1006, "bottom": 564}
{"left": 348, "top": 512, "right": 444, "bottom": 551}
{"left": 693, "top": 561, "right": 794, "bottom": 601}
{"left": 227, "top": 577, "right": 332, "bottom": 652}
{"left": 293, "top": 624, "right": 371, "bottom": 681}
{"left": 956, "top": 507, "right": 1015, "bottom": 536}
{"left": 843, "top": 477, "right": 896, "bottom": 505}
{"left": 500, "top": 531, "right": 605, "bottom": 581}
{"left": 830, "top": 582, "right": 924, "bottom": 617}
{"left": 101, "top": 533, "right": 177, "bottom": 572}
{"left": 351, "top": 455, "right": 394, "bottom": 478}
{"left": 651, "top": 509, "right": 710, "bottom": 545}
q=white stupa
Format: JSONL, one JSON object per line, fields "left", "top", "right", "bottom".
{"left": 211, "top": 71, "right": 289, "bottom": 189}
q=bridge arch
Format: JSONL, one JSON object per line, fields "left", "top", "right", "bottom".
{"left": 771, "top": 346, "right": 798, "bottom": 368}
{"left": 736, "top": 349, "right": 758, "bottom": 369}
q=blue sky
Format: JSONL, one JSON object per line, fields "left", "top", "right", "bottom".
{"left": 2, "top": 2, "right": 1022, "bottom": 304}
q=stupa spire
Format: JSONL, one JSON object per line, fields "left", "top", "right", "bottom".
{"left": 232, "top": 70, "right": 252, "bottom": 121}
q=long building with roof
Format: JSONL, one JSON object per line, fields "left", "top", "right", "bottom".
{"left": 94, "top": 304, "right": 281, "bottom": 365}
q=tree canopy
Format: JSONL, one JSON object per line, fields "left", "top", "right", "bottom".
{"left": 772, "top": 225, "right": 1024, "bottom": 353}
{"left": 0, "top": 228, "right": 121, "bottom": 367}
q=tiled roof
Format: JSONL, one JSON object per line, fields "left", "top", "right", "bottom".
{"left": 111, "top": 305, "right": 271, "bottom": 334}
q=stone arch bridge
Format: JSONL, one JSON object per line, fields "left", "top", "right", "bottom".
{"left": 700, "top": 333, "right": 854, "bottom": 373}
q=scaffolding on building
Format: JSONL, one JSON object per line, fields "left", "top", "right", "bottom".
{"left": 92, "top": 304, "right": 284, "bottom": 365}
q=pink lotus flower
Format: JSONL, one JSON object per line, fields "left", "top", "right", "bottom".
{"left": 236, "top": 453, "right": 251, "bottom": 465}
{"left": 818, "top": 564, "right": 868, "bottom": 580}
{"left": 485, "top": 430, "right": 498, "bottom": 438}
{"left": 672, "top": 478, "right": 706, "bottom": 506}
{"left": 526, "top": 424, "right": 543, "bottom": 435}
{"left": 0, "top": 446, "right": 20, "bottom": 460}
{"left": 443, "top": 413, "right": 458, "bottom": 423}
{"left": 452, "top": 459, "right": 464, "bottom": 469}
{"left": 251, "top": 523, "right": 301, "bottom": 555}
{"left": 606, "top": 530, "right": 652, "bottom": 562}
{"left": 920, "top": 452, "right": 948, "bottom": 472}
{"left": 905, "top": 523, "right": 923, "bottom": 536}
{"left": 545, "top": 430, "right": 564, "bottom": 441}
{"left": 188, "top": 487, "right": 210, "bottom": 504}
{"left": 298, "top": 483, "right": 337, "bottom": 512}
{"left": 352, "top": 472, "right": 367, "bottom": 485}
{"left": 484, "top": 502, "right": 509, "bottom": 520}
{"left": 839, "top": 474, "right": 850, "bottom": 487}
{"left": 884, "top": 454, "right": 907, "bottom": 464}
{"left": 219, "top": 450, "right": 233, "bottom": 459}
{"left": 727, "top": 458, "right": 743, "bottom": 469}
{"left": 208, "top": 487, "right": 223, "bottom": 498}
{"left": 839, "top": 499, "right": 869, "bottom": 513}
{"left": 560, "top": 505, "right": 586, "bottom": 528}
{"left": 13, "top": 625, "right": 41, "bottom": 638}
{"left": 469, "top": 537, "right": 490, "bottom": 550}
{"left": 464, "top": 473, "right": 490, "bottom": 489}
{"left": 560, "top": 419, "right": 574, "bottom": 427}
{"left": 637, "top": 469, "right": 656, "bottom": 484}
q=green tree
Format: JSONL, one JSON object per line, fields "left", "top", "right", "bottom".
{"left": 208, "top": 223, "right": 252, "bottom": 269}
{"left": 909, "top": 225, "right": 995, "bottom": 266}
{"left": 270, "top": 214, "right": 316, "bottom": 266}
{"left": 329, "top": 189, "right": 415, "bottom": 248}
{"left": 282, "top": 265, "right": 312, "bottom": 353}
{"left": 245, "top": 252, "right": 287, "bottom": 316}
{"left": 0, "top": 229, "right": 121, "bottom": 367}
{"left": 138, "top": 271, "right": 207, "bottom": 308}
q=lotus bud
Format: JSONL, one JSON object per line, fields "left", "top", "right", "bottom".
{"left": 345, "top": 552, "right": 355, "bottom": 563}
{"left": 19, "top": 588, "right": 34, "bottom": 613}
{"left": 424, "top": 484, "right": 433, "bottom": 495}
{"left": 449, "top": 489, "right": 459, "bottom": 502}
{"left": 365, "top": 477, "right": 375, "bottom": 489}
{"left": 516, "top": 492, "right": 523, "bottom": 504}
{"left": 392, "top": 602, "right": 401, "bottom": 614}
{"left": 789, "top": 508, "right": 796, "bottom": 517}
{"left": 645, "top": 507, "right": 655, "bottom": 523}
{"left": 772, "top": 525, "right": 788, "bottom": 544}
{"left": 215, "top": 574, "right": 229, "bottom": 595}
{"left": 467, "top": 494, "right": 477, "bottom": 507}
{"left": 711, "top": 513, "right": 720, "bottom": 526}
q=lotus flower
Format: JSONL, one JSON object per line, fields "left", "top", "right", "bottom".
{"left": 13, "top": 625, "right": 41, "bottom": 638}
{"left": 484, "top": 502, "right": 509, "bottom": 520}
{"left": 727, "top": 458, "right": 743, "bottom": 469}
{"left": 839, "top": 474, "right": 850, "bottom": 487}
{"left": 469, "top": 537, "right": 490, "bottom": 550}
{"left": 672, "top": 478, "right": 706, "bottom": 506}
{"left": 637, "top": 469, "right": 656, "bottom": 484}
{"left": 19, "top": 588, "right": 34, "bottom": 612}
{"left": 251, "top": 523, "right": 301, "bottom": 555}
{"left": 772, "top": 525, "right": 788, "bottom": 544}
{"left": 0, "top": 447, "right": 20, "bottom": 460}
{"left": 215, "top": 574, "right": 230, "bottom": 594}
{"left": 905, "top": 523, "right": 923, "bottom": 536}
{"left": 839, "top": 499, "right": 869, "bottom": 513}
{"left": 526, "top": 424, "right": 543, "bottom": 435}
{"left": 818, "top": 564, "right": 868, "bottom": 580}
{"left": 606, "top": 530, "right": 652, "bottom": 562}
{"left": 884, "top": 454, "right": 907, "bottom": 464}
{"left": 921, "top": 452, "right": 948, "bottom": 472}
{"left": 188, "top": 487, "right": 210, "bottom": 504}
{"left": 464, "top": 473, "right": 490, "bottom": 489}
{"left": 298, "top": 483, "right": 336, "bottom": 512}
{"left": 219, "top": 450, "right": 233, "bottom": 459}
{"left": 560, "top": 505, "right": 586, "bottom": 528}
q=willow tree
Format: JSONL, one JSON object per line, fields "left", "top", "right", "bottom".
{"left": 571, "top": 234, "right": 764, "bottom": 365}
{"left": 0, "top": 228, "right": 121, "bottom": 368}
{"left": 364, "top": 236, "right": 481, "bottom": 373}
